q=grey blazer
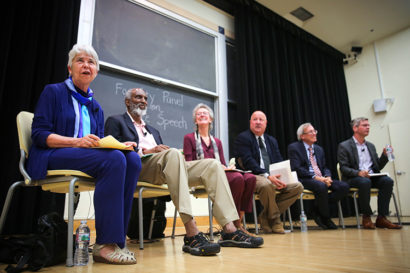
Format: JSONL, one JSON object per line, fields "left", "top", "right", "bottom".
{"left": 337, "top": 137, "right": 388, "bottom": 181}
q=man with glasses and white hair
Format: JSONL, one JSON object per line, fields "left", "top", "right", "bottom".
{"left": 288, "top": 123, "right": 349, "bottom": 229}
{"left": 337, "top": 117, "right": 402, "bottom": 229}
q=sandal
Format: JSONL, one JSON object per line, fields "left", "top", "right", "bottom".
{"left": 121, "top": 246, "right": 135, "bottom": 258}
{"left": 93, "top": 244, "right": 137, "bottom": 265}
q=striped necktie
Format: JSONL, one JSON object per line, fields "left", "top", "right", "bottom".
{"left": 308, "top": 147, "right": 322, "bottom": 177}
{"left": 258, "top": 136, "right": 270, "bottom": 172}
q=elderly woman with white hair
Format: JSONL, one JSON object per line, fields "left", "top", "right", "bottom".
{"left": 26, "top": 44, "right": 141, "bottom": 265}
{"left": 183, "top": 103, "right": 257, "bottom": 234}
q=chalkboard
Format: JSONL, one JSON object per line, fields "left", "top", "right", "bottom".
{"left": 92, "top": 0, "right": 217, "bottom": 92}
{"left": 90, "top": 69, "right": 214, "bottom": 149}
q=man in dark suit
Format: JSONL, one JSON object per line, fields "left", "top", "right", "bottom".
{"left": 234, "top": 111, "right": 303, "bottom": 234}
{"left": 338, "top": 117, "right": 401, "bottom": 229}
{"left": 105, "top": 88, "right": 263, "bottom": 255}
{"left": 288, "top": 123, "right": 349, "bottom": 229}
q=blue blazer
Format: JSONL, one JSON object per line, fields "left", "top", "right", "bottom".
{"left": 104, "top": 113, "right": 163, "bottom": 148}
{"left": 287, "top": 141, "right": 331, "bottom": 179}
{"left": 27, "top": 82, "right": 104, "bottom": 179}
{"left": 234, "top": 129, "right": 283, "bottom": 175}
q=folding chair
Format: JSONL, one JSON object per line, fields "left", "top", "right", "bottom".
{"left": 250, "top": 193, "right": 293, "bottom": 234}
{"left": 350, "top": 186, "right": 401, "bottom": 228}
{"left": 336, "top": 163, "right": 401, "bottom": 228}
{"left": 171, "top": 185, "right": 214, "bottom": 240}
{"left": 133, "top": 182, "right": 170, "bottom": 249}
{"left": 0, "top": 111, "right": 95, "bottom": 267}
{"left": 299, "top": 189, "right": 345, "bottom": 229}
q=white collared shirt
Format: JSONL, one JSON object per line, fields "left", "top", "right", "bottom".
{"left": 353, "top": 136, "right": 373, "bottom": 173}
{"left": 127, "top": 112, "right": 157, "bottom": 156}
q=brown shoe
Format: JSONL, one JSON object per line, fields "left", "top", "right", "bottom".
{"left": 375, "top": 216, "right": 402, "bottom": 229}
{"left": 362, "top": 215, "right": 376, "bottom": 229}
{"left": 271, "top": 217, "right": 285, "bottom": 234}
{"left": 259, "top": 217, "right": 272, "bottom": 233}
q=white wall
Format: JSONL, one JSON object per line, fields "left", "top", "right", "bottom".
{"left": 344, "top": 27, "right": 410, "bottom": 216}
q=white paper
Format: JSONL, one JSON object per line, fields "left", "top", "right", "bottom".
{"left": 369, "top": 172, "right": 389, "bottom": 177}
{"left": 269, "top": 160, "right": 298, "bottom": 184}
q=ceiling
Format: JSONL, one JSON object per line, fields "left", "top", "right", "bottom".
{"left": 256, "top": 0, "right": 410, "bottom": 54}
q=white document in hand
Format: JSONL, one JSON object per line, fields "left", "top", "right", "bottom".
{"left": 269, "top": 160, "right": 298, "bottom": 184}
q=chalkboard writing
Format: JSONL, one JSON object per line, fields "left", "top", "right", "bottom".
{"left": 91, "top": 69, "right": 214, "bottom": 148}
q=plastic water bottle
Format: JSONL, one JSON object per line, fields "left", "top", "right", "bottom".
{"left": 300, "top": 211, "right": 307, "bottom": 232}
{"left": 74, "top": 220, "right": 90, "bottom": 266}
{"left": 386, "top": 144, "right": 395, "bottom": 162}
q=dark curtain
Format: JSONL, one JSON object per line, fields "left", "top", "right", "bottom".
{"left": 209, "top": 0, "right": 355, "bottom": 217}
{"left": 232, "top": 1, "right": 352, "bottom": 175}
{"left": 0, "top": 0, "right": 81, "bottom": 234}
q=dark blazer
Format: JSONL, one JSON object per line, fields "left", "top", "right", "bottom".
{"left": 337, "top": 137, "right": 388, "bottom": 181}
{"left": 27, "top": 82, "right": 104, "bottom": 179}
{"left": 234, "top": 129, "right": 283, "bottom": 175}
{"left": 287, "top": 141, "right": 331, "bottom": 179}
{"left": 104, "top": 113, "right": 163, "bottom": 149}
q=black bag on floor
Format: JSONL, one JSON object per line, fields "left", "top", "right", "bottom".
{"left": 127, "top": 197, "right": 169, "bottom": 240}
{"left": 0, "top": 212, "right": 68, "bottom": 272}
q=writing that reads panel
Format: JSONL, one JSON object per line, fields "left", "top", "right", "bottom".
{"left": 93, "top": 0, "right": 216, "bottom": 92}
{"left": 91, "top": 69, "right": 214, "bottom": 149}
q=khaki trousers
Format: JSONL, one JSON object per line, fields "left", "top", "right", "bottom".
{"left": 255, "top": 175, "right": 303, "bottom": 220}
{"left": 138, "top": 148, "right": 238, "bottom": 227}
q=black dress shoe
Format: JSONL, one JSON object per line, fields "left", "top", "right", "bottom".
{"left": 313, "top": 214, "right": 328, "bottom": 229}
{"left": 323, "top": 218, "right": 338, "bottom": 229}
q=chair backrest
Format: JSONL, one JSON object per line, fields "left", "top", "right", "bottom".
{"left": 16, "top": 111, "right": 34, "bottom": 157}
{"left": 336, "top": 163, "right": 342, "bottom": 180}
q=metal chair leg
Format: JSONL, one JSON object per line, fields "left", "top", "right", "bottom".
{"left": 138, "top": 187, "right": 145, "bottom": 250}
{"left": 208, "top": 197, "right": 213, "bottom": 241}
{"left": 287, "top": 207, "right": 293, "bottom": 231}
{"left": 148, "top": 199, "right": 157, "bottom": 240}
{"left": 0, "top": 181, "right": 25, "bottom": 234}
{"left": 252, "top": 194, "right": 259, "bottom": 235}
{"left": 299, "top": 193, "right": 306, "bottom": 231}
{"left": 391, "top": 192, "right": 402, "bottom": 225}
{"left": 171, "top": 207, "right": 177, "bottom": 239}
{"left": 352, "top": 192, "right": 360, "bottom": 229}
{"left": 337, "top": 200, "right": 345, "bottom": 229}
{"left": 66, "top": 177, "right": 79, "bottom": 267}
{"left": 299, "top": 193, "right": 305, "bottom": 212}
{"left": 242, "top": 213, "right": 247, "bottom": 229}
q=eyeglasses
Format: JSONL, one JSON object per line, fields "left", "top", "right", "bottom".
{"left": 196, "top": 112, "right": 210, "bottom": 116}
{"left": 303, "top": 130, "right": 318, "bottom": 135}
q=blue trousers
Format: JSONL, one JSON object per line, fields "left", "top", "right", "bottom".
{"left": 348, "top": 175, "right": 393, "bottom": 216}
{"left": 48, "top": 148, "right": 141, "bottom": 248}
{"left": 300, "top": 178, "right": 349, "bottom": 218}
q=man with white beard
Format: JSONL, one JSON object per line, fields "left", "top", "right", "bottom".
{"left": 105, "top": 88, "right": 264, "bottom": 256}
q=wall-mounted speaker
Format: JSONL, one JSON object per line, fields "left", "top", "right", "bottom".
{"left": 373, "top": 99, "right": 387, "bottom": 113}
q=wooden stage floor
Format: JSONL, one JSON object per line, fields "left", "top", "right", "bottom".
{"left": 1, "top": 217, "right": 409, "bottom": 273}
